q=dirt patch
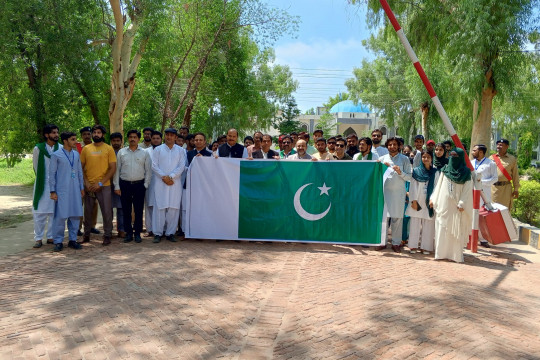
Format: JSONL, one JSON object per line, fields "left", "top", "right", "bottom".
{"left": 0, "top": 185, "right": 33, "bottom": 228}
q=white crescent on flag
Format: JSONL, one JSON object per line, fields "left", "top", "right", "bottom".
{"left": 293, "top": 183, "right": 332, "bottom": 221}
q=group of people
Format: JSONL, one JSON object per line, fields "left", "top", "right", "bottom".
{"left": 32, "top": 124, "right": 520, "bottom": 262}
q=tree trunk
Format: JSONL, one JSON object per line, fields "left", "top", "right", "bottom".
{"left": 470, "top": 70, "right": 496, "bottom": 156}
{"left": 108, "top": 0, "right": 148, "bottom": 135}
{"left": 420, "top": 101, "right": 429, "bottom": 139}
{"left": 24, "top": 44, "right": 47, "bottom": 137}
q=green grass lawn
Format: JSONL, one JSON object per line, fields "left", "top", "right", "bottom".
{"left": 0, "top": 158, "right": 35, "bottom": 186}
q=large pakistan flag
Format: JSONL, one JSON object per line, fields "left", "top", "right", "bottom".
{"left": 185, "top": 157, "right": 386, "bottom": 245}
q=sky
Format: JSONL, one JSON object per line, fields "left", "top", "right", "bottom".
{"left": 264, "top": 0, "right": 374, "bottom": 112}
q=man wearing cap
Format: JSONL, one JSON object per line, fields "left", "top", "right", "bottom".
{"left": 490, "top": 139, "right": 520, "bottom": 209}
{"left": 426, "top": 140, "right": 436, "bottom": 153}
{"left": 412, "top": 134, "right": 425, "bottom": 168}
{"left": 151, "top": 128, "right": 187, "bottom": 243}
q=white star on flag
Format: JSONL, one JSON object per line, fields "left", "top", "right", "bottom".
{"left": 318, "top": 183, "right": 331, "bottom": 196}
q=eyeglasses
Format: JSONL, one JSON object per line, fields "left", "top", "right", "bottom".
{"left": 282, "top": 141, "right": 291, "bottom": 145}
{"left": 336, "top": 144, "right": 346, "bottom": 148}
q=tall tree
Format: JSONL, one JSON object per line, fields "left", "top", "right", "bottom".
{"left": 353, "top": 0, "right": 539, "bottom": 152}
{"left": 106, "top": 0, "right": 164, "bottom": 135}
{"left": 158, "top": 0, "right": 298, "bottom": 131}
{"left": 273, "top": 97, "right": 302, "bottom": 134}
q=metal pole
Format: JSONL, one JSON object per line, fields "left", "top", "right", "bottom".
{"left": 378, "top": 0, "right": 483, "bottom": 252}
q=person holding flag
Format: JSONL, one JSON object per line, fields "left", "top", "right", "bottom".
{"left": 379, "top": 137, "right": 412, "bottom": 252}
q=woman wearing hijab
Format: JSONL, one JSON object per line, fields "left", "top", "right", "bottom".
{"left": 430, "top": 148, "right": 473, "bottom": 262}
{"left": 433, "top": 143, "right": 448, "bottom": 170}
{"left": 405, "top": 150, "right": 440, "bottom": 255}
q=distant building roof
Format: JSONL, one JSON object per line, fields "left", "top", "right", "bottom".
{"left": 329, "top": 100, "right": 370, "bottom": 114}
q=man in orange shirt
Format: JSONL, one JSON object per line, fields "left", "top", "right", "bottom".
{"left": 80, "top": 125, "right": 117, "bottom": 245}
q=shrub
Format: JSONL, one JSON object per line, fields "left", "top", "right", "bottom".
{"left": 523, "top": 167, "right": 540, "bottom": 182}
{"left": 512, "top": 180, "right": 540, "bottom": 227}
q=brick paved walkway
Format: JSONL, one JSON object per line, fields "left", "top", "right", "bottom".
{"left": 1, "top": 237, "right": 539, "bottom": 359}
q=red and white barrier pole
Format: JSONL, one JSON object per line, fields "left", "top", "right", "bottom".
{"left": 378, "top": 0, "right": 481, "bottom": 252}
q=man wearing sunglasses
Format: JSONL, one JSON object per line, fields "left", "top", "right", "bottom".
{"left": 334, "top": 138, "right": 352, "bottom": 160}
{"left": 327, "top": 136, "right": 337, "bottom": 156}
{"left": 279, "top": 135, "right": 297, "bottom": 159}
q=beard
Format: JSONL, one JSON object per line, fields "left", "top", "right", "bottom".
{"left": 372, "top": 138, "right": 381, "bottom": 145}
{"left": 92, "top": 136, "right": 104, "bottom": 143}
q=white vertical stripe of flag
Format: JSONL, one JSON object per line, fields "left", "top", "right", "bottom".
{"left": 185, "top": 157, "right": 240, "bottom": 240}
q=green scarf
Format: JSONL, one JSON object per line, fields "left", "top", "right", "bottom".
{"left": 441, "top": 147, "right": 471, "bottom": 185}
{"left": 355, "top": 152, "right": 372, "bottom": 161}
{"left": 433, "top": 147, "right": 448, "bottom": 170}
{"left": 33, "top": 142, "right": 59, "bottom": 210}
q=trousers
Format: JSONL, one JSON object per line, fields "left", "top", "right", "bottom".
{"left": 119, "top": 180, "right": 146, "bottom": 236}
{"left": 153, "top": 207, "right": 179, "bottom": 236}
{"left": 33, "top": 212, "right": 54, "bottom": 241}
{"left": 408, "top": 217, "right": 435, "bottom": 251}
{"left": 84, "top": 186, "right": 113, "bottom": 237}
{"left": 389, "top": 218, "right": 403, "bottom": 245}
{"left": 53, "top": 216, "right": 80, "bottom": 244}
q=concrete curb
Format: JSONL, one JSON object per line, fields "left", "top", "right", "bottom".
{"left": 515, "top": 219, "right": 540, "bottom": 250}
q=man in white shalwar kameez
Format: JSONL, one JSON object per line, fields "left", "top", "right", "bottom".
{"left": 431, "top": 148, "right": 473, "bottom": 263}
{"left": 32, "top": 124, "right": 62, "bottom": 248}
{"left": 151, "top": 128, "right": 186, "bottom": 243}
{"left": 379, "top": 137, "right": 412, "bottom": 252}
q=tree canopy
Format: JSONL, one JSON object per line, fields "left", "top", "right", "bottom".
{"left": 0, "top": 0, "right": 299, "bottom": 166}
{"left": 348, "top": 0, "right": 540, "bottom": 153}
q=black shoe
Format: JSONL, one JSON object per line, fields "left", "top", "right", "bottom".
{"left": 90, "top": 228, "right": 101, "bottom": 234}
{"left": 77, "top": 230, "right": 83, "bottom": 236}
{"left": 134, "top": 235, "right": 142, "bottom": 243}
{"left": 46, "top": 239, "right": 54, "bottom": 244}
{"left": 480, "top": 241, "right": 491, "bottom": 248}
{"left": 175, "top": 230, "right": 184, "bottom": 236}
{"left": 153, "top": 235, "right": 161, "bottom": 243}
{"left": 166, "top": 234, "right": 177, "bottom": 242}
{"left": 53, "top": 243, "right": 64, "bottom": 252}
{"left": 68, "top": 241, "right": 82, "bottom": 250}
{"left": 33, "top": 241, "right": 43, "bottom": 249}
{"left": 123, "top": 235, "right": 133, "bottom": 243}
{"left": 81, "top": 235, "right": 90, "bottom": 243}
